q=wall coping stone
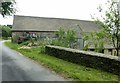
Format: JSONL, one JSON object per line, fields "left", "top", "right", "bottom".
{"left": 46, "top": 45, "right": 120, "bottom": 61}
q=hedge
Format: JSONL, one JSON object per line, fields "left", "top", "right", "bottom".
{"left": 45, "top": 45, "right": 120, "bottom": 75}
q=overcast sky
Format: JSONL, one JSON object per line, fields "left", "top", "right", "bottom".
{"left": 0, "top": 0, "right": 110, "bottom": 25}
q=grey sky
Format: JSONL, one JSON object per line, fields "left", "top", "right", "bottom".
{"left": 0, "top": 0, "right": 113, "bottom": 25}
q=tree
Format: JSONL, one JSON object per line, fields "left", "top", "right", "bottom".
{"left": 52, "top": 28, "right": 77, "bottom": 48}
{"left": 0, "top": 25, "right": 11, "bottom": 39}
{"left": 92, "top": 0, "right": 120, "bottom": 56}
{"left": 0, "top": 0, "right": 16, "bottom": 17}
{"left": 83, "top": 31, "right": 105, "bottom": 53}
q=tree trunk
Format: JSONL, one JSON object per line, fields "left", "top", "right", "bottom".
{"left": 116, "top": 36, "right": 119, "bottom": 56}
{"left": 116, "top": 48, "right": 119, "bottom": 56}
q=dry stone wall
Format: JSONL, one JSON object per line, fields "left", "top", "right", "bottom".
{"left": 45, "top": 45, "right": 120, "bottom": 75}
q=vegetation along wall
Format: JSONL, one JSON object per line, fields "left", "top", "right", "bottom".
{"left": 45, "top": 45, "right": 120, "bottom": 75}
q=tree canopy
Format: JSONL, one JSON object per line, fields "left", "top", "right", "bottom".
{"left": 0, "top": 25, "right": 11, "bottom": 39}
{"left": 0, "top": 0, "right": 16, "bottom": 17}
{"left": 91, "top": 0, "right": 120, "bottom": 56}
{"left": 83, "top": 0, "right": 120, "bottom": 56}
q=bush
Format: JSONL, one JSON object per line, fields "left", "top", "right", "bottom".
{"left": 51, "top": 39, "right": 67, "bottom": 47}
{"left": 20, "top": 41, "right": 30, "bottom": 46}
{"left": 0, "top": 25, "right": 11, "bottom": 39}
{"left": 52, "top": 28, "right": 77, "bottom": 48}
{"left": 39, "top": 46, "right": 45, "bottom": 53}
{"left": 37, "top": 37, "right": 53, "bottom": 53}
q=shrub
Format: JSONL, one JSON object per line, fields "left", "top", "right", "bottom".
{"left": 0, "top": 25, "right": 11, "bottom": 39}
{"left": 20, "top": 41, "right": 30, "bottom": 46}
{"left": 52, "top": 28, "right": 77, "bottom": 48}
{"left": 39, "top": 46, "right": 45, "bottom": 53}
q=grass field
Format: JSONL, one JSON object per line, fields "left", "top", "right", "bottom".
{"left": 5, "top": 41, "right": 120, "bottom": 81}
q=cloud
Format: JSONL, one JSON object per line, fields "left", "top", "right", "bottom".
{"left": 0, "top": 0, "right": 108, "bottom": 25}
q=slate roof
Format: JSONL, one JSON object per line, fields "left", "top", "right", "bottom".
{"left": 12, "top": 15, "right": 101, "bottom": 33}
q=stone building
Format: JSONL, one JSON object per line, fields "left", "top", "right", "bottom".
{"left": 12, "top": 15, "right": 100, "bottom": 48}
{"left": 12, "top": 15, "right": 119, "bottom": 55}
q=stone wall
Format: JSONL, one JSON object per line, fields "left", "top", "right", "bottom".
{"left": 12, "top": 32, "right": 23, "bottom": 43}
{"left": 12, "top": 31, "right": 56, "bottom": 43}
{"left": 45, "top": 45, "right": 120, "bottom": 75}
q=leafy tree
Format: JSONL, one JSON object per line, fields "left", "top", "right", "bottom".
{"left": 0, "top": 0, "right": 16, "bottom": 17}
{"left": 0, "top": 25, "right": 11, "bottom": 39}
{"left": 66, "top": 30, "right": 76, "bottom": 48}
{"left": 83, "top": 31, "right": 105, "bottom": 53}
{"left": 91, "top": 0, "right": 120, "bottom": 56}
{"left": 52, "top": 28, "right": 77, "bottom": 48}
{"left": 52, "top": 28, "right": 66, "bottom": 47}
{"left": 84, "top": 1, "right": 120, "bottom": 56}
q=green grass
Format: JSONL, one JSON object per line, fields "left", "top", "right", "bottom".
{"left": 5, "top": 41, "right": 120, "bottom": 81}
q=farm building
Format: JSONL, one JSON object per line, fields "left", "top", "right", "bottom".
{"left": 12, "top": 15, "right": 100, "bottom": 48}
{"left": 12, "top": 15, "right": 119, "bottom": 55}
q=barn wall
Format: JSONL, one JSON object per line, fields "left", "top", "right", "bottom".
{"left": 12, "top": 32, "right": 23, "bottom": 43}
{"left": 12, "top": 31, "right": 56, "bottom": 43}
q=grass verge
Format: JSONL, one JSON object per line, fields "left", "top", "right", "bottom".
{"left": 4, "top": 41, "right": 120, "bottom": 81}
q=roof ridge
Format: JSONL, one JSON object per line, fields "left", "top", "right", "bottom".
{"left": 14, "top": 15, "right": 94, "bottom": 22}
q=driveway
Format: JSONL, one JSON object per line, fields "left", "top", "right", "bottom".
{"left": 0, "top": 40, "right": 65, "bottom": 81}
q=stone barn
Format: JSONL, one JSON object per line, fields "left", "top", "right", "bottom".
{"left": 12, "top": 15, "right": 100, "bottom": 49}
